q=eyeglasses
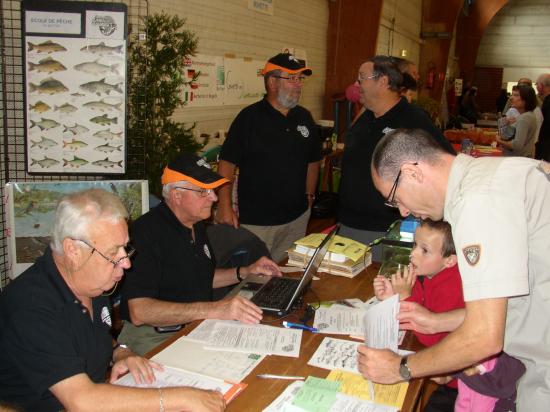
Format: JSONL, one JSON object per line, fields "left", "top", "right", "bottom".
{"left": 173, "top": 186, "right": 214, "bottom": 198}
{"left": 273, "top": 75, "right": 307, "bottom": 84}
{"left": 72, "top": 238, "right": 135, "bottom": 268}
{"left": 357, "top": 72, "right": 379, "bottom": 83}
{"left": 384, "top": 163, "right": 418, "bottom": 208}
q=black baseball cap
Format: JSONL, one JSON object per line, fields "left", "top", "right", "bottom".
{"left": 261, "top": 52, "right": 312, "bottom": 76}
{"left": 161, "top": 153, "right": 228, "bottom": 189}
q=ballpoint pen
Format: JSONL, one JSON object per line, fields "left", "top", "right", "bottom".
{"left": 282, "top": 321, "right": 318, "bottom": 332}
{"left": 257, "top": 373, "right": 305, "bottom": 380}
{"left": 336, "top": 299, "right": 357, "bottom": 308}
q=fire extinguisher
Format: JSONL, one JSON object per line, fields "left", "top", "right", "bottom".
{"left": 426, "top": 66, "right": 436, "bottom": 89}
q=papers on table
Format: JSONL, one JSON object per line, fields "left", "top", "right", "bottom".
{"left": 326, "top": 370, "right": 408, "bottom": 409}
{"left": 263, "top": 380, "right": 398, "bottom": 412}
{"left": 308, "top": 337, "right": 361, "bottom": 374}
{"left": 313, "top": 307, "right": 365, "bottom": 335}
{"left": 114, "top": 365, "right": 246, "bottom": 403}
{"left": 363, "top": 294, "right": 400, "bottom": 351}
{"left": 151, "top": 335, "right": 265, "bottom": 383}
{"left": 188, "top": 319, "right": 303, "bottom": 357}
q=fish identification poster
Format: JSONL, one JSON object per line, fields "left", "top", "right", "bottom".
{"left": 22, "top": 1, "right": 127, "bottom": 174}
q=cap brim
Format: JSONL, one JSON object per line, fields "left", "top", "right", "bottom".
{"left": 161, "top": 167, "right": 229, "bottom": 189}
{"left": 261, "top": 62, "right": 312, "bottom": 76}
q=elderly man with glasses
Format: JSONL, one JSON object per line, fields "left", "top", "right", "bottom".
{"left": 118, "top": 153, "right": 281, "bottom": 356}
{"left": 216, "top": 52, "right": 322, "bottom": 263}
{"left": 0, "top": 188, "right": 225, "bottom": 411}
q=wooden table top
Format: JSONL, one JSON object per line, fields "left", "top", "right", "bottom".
{"left": 147, "top": 264, "right": 424, "bottom": 412}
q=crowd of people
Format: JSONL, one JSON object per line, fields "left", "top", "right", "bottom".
{"left": 1, "top": 53, "right": 549, "bottom": 412}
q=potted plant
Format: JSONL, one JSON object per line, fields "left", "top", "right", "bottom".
{"left": 126, "top": 12, "right": 204, "bottom": 196}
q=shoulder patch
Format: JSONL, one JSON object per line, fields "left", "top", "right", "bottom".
{"left": 537, "top": 160, "right": 550, "bottom": 180}
{"left": 462, "top": 244, "right": 481, "bottom": 266}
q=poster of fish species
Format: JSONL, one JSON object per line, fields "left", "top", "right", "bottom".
{"left": 22, "top": 1, "right": 128, "bottom": 174}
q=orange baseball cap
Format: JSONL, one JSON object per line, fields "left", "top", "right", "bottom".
{"left": 261, "top": 52, "right": 312, "bottom": 76}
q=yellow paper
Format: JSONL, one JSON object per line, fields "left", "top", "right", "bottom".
{"left": 294, "top": 234, "right": 367, "bottom": 262}
{"left": 326, "top": 369, "right": 409, "bottom": 408}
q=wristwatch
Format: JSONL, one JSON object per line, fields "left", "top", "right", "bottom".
{"left": 399, "top": 356, "right": 412, "bottom": 381}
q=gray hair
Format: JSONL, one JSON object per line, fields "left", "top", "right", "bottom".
{"left": 367, "top": 56, "right": 404, "bottom": 93}
{"left": 372, "top": 129, "right": 447, "bottom": 180}
{"left": 50, "top": 188, "right": 128, "bottom": 253}
{"left": 162, "top": 181, "right": 190, "bottom": 200}
{"left": 264, "top": 69, "right": 282, "bottom": 91}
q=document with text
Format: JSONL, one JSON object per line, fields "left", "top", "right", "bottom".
{"left": 114, "top": 365, "right": 245, "bottom": 403}
{"left": 151, "top": 335, "right": 265, "bottom": 383}
{"left": 363, "top": 294, "right": 399, "bottom": 351}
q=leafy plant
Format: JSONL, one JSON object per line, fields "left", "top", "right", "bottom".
{"left": 126, "top": 12, "right": 203, "bottom": 196}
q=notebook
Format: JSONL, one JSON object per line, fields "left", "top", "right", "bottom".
{"left": 230, "top": 225, "right": 339, "bottom": 316}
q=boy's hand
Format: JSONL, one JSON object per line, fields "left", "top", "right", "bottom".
{"left": 373, "top": 275, "right": 394, "bottom": 300}
{"left": 390, "top": 264, "right": 416, "bottom": 300}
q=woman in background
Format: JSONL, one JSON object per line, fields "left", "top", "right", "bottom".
{"left": 497, "top": 85, "right": 538, "bottom": 158}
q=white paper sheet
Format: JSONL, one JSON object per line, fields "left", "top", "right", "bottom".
{"left": 307, "top": 337, "right": 361, "bottom": 374}
{"left": 114, "top": 365, "right": 233, "bottom": 394}
{"left": 151, "top": 336, "right": 264, "bottom": 383}
{"left": 205, "top": 322, "right": 302, "bottom": 357}
{"left": 313, "top": 307, "right": 366, "bottom": 335}
{"left": 363, "top": 294, "right": 399, "bottom": 351}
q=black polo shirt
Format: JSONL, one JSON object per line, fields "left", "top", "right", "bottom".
{"left": 0, "top": 248, "right": 112, "bottom": 411}
{"left": 120, "top": 202, "right": 215, "bottom": 321}
{"left": 220, "top": 97, "right": 322, "bottom": 225}
{"left": 338, "top": 97, "right": 455, "bottom": 231}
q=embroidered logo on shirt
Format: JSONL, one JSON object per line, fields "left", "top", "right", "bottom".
{"left": 462, "top": 245, "right": 481, "bottom": 266}
{"left": 297, "top": 125, "right": 310, "bottom": 138}
{"left": 203, "top": 244, "right": 211, "bottom": 259}
{"left": 101, "top": 306, "right": 112, "bottom": 327}
{"left": 382, "top": 127, "right": 395, "bottom": 135}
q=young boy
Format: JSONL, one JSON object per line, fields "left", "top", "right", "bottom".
{"left": 373, "top": 219, "right": 464, "bottom": 347}
{"left": 373, "top": 219, "right": 524, "bottom": 412}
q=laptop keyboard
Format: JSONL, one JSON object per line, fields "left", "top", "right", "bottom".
{"left": 251, "top": 277, "right": 299, "bottom": 308}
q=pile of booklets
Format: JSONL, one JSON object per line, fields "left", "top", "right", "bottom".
{"left": 287, "top": 233, "right": 371, "bottom": 278}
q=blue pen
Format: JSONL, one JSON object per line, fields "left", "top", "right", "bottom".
{"left": 282, "top": 321, "right": 318, "bottom": 333}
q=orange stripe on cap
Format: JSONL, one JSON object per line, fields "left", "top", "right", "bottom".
{"left": 161, "top": 167, "right": 229, "bottom": 189}
{"left": 261, "top": 62, "right": 312, "bottom": 76}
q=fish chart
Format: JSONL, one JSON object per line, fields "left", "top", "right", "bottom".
{"left": 23, "top": 1, "right": 127, "bottom": 174}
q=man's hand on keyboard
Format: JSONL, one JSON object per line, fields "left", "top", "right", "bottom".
{"left": 241, "top": 256, "right": 282, "bottom": 279}
{"left": 210, "top": 295, "right": 263, "bottom": 324}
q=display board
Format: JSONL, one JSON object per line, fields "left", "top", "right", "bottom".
{"left": 4, "top": 180, "right": 149, "bottom": 279}
{"left": 22, "top": 0, "right": 128, "bottom": 174}
{"left": 182, "top": 54, "right": 265, "bottom": 107}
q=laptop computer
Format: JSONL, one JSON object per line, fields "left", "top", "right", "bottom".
{"left": 230, "top": 225, "right": 339, "bottom": 316}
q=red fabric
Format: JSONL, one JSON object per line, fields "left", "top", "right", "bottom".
{"left": 405, "top": 264, "right": 465, "bottom": 388}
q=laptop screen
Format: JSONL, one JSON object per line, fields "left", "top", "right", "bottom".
{"left": 283, "top": 225, "right": 339, "bottom": 311}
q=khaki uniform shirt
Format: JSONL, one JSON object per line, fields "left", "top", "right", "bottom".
{"left": 445, "top": 154, "right": 550, "bottom": 411}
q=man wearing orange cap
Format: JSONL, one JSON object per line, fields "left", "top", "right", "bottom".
{"left": 118, "top": 153, "right": 281, "bottom": 355}
{"left": 216, "top": 52, "right": 322, "bottom": 262}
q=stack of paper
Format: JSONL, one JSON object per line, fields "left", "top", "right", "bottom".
{"left": 287, "top": 233, "right": 372, "bottom": 278}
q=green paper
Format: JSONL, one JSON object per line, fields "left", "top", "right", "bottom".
{"left": 291, "top": 376, "right": 341, "bottom": 412}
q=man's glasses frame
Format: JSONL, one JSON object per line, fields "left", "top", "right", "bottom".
{"left": 272, "top": 75, "right": 307, "bottom": 84}
{"left": 357, "top": 72, "right": 379, "bottom": 83}
{"left": 72, "top": 238, "right": 135, "bottom": 268}
{"left": 173, "top": 186, "right": 214, "bottom": 198}
{"left": 384, "top": 162, "right": 418, "bottom": 208}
